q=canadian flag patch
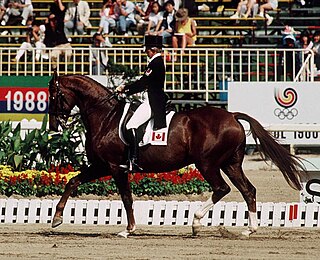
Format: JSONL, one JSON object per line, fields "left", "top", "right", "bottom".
{"left": 152, "top": 131, "right": 166, "bottom": 142}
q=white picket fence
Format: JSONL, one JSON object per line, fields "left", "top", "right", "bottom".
{"left": 1, "top": 199, "right": 320, "bottom": 228}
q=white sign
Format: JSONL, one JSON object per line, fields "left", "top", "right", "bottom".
{"left": 88, "top": 75, "right": 107, "bottom": 86}
{"left": 300, "top": 158, "right": 320, "bottom": 204}
{"left": 229, "top": 82, "right": 320, "bottom": 124}
{"left": 228, "top": 82, "right": 320, "bottom": 145}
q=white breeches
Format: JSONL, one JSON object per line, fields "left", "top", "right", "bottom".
{"left": 126, "top": 95, "right": 151, "bottom": 130}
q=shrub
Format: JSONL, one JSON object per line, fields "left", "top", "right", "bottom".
{"left": 0, "top": 165, "right": 211, "bottom": 197}
{"left": 0, "top": 115, "right": 86, "bottom": 171}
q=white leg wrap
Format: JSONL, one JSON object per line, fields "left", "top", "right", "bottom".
{"left": 242, "top": 211, "right": 258, "bottom": 237}
{"left": 194, "top": 197, "right": 214, "bottom": 220}
{"left": 192, "top": 197, "right": 214, "bottom": 235}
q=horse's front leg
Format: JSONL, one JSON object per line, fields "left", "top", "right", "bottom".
{"left": 52, "top": 164, "right": 106, "bottom": 228}
{"left": 52, "top": 175, "right": 81, "bottom": 228}
{"left": 113, "top": 171, "right": 136, "bottom": 238}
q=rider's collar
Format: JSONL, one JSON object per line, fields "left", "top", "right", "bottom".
{"left": 147, "top": 53, "right": 161, "bottom": 64}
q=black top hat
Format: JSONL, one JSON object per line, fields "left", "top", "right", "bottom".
{"left": 144, "top": 35, "right": 163, "bottom": 49}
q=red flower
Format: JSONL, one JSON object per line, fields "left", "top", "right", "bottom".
{"left": 9, "top": 176, "right": 18, "bottom": 185}
{"left": 132, "top": 173, "right": 144, "bottom": 184}
{"left": 98, "top": 176, "right": 112, "bottom": 182}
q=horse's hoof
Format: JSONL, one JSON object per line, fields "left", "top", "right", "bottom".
{"left": 117, "top": 230, "right": 130, "bottom": 238}
{"left": 52, "top": 216, "right": 63, "bottom": 228}
{"left": 192, "top": 224, "right": 202, "bottom": 236}
{"left": 241, "top": 228, "right": 256, "bottom": 238}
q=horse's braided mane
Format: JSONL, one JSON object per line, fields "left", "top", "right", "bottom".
{"left": 61, "top": 74, "right": 114, "bottom": 100}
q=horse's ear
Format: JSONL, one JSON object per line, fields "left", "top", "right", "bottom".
{"left": 53, "top": 70, "right": 58, "bottom": 81}
{"left": 49, "top": 70, "right": 58, "bottom": 90}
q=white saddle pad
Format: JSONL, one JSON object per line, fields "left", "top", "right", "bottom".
{"left": 139, "top": 111, "right": 175, "bottom": 147}
{"left": 118, "top": 102, "right": 175, "bottom": 147}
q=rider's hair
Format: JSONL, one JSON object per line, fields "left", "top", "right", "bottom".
{"left": 150, "top": 47, "right": 161, "bottom": 53}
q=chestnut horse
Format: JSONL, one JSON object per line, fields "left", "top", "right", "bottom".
{"left": 48, "top": 72, "right": 304, "bottom": 238}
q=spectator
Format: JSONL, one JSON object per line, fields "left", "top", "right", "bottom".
{"left": 135, "top": 0, "right": 155, "bottom": 35}
{"left": 97, "top": 0, "right": 118, "bottom": 47}
{"left": 49, "top": 0, "right": 65, "bottom": 22}
{"left": 1, "top": 0, "right": 21, "bottom": 26}
{"left": 184, "top": 0, "right": 199, "bottom": 17}
{"left": 312, "top": 30, "right": 320, "bottom": 73}
{"left": 296, "top": 0, "right": 305, "bottom": 5}
{"left": 279, "top": 34, "right": 300, "bottom": 81}
{"left": 158, "top": 0, "right": 176, "bottom": 45}
{"left": 145, "top": 2, "right": 163, "bottom": 35}
{"left": 172, "top": 8, "right": 196, "bottom": 54}
{"left": 296, "top": 30, "right": 313, "bottom": 79}
{"left": 116, "top": 0, "right": 136, "bottom": 39}
{"left": 281, "top": 25, "right": 299, "bottom": 45}
{"left": 64, "top": 0, "right": 91, "bottom": 41}
{"left": 230, "top": 0, "right": 257, "bottom": 19}
{"left": 12, "top": 19, "right": 47, "bottom": 62}
{"left": 256, "top": 0, "right": 278, "bottom": 26}
{"left": 159, "top": 0, "right": 181, "bottom": 9}
{"left": 297, "top": 30, "right": 312, "bottom": 49}
{"left": 0, "top": 0, "right": 7, "bottom": 22}
{"left": 98, "top": 0, "right": 119, "bottom": 47}
{"left": 91, "top": 32, "right": 109, "bottom": 75}
{"left": 1, "top": 0, "right": 33, "bottom": 26}
{"left": 44, "top": 13, "right": 72, "bottom": 69}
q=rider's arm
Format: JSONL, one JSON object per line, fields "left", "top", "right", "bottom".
{"left": 123, "top": 76, "right": 147, "bottom": 95}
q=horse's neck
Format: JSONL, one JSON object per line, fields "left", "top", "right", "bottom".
{"left": 65, "top": 76, "right": 119, "bottom": 131}
{"left": 67, "top": 77, "right": 113, "bottom": 114}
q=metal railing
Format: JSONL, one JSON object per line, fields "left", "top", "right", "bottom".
{"left": 0, "top": 47, "right": 315, "bottom": 104}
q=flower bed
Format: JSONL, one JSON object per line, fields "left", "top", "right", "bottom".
{"left": 0, "top": 165, "right": 211, "bottom": 197}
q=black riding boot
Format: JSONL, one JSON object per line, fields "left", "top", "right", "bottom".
{"left": 128, "top": 128, "right": 143, "bottom": 172}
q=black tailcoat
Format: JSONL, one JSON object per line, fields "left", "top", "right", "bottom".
{"left": 124, "top": 54, "right": 167, "bottom": 130}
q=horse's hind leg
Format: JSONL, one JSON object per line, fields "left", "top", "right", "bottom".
{"left": 113, "top": 172, "right": 136, "bottom": 238}
{"left": 192, "top": 165, "right": 231, "bottom": 236}
{"left": 222, "top": 162, "right": 258, "bottom": 237}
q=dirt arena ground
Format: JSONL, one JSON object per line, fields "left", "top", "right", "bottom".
{"left": 0, "top": 154, "right": 320, "bottom": 259}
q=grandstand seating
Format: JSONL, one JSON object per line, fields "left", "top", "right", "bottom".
{"left": 1, "top": 0, "right": 317, "bottom": 48}
{"left": 0, "top": 0, "right": 318, "bottom": 113}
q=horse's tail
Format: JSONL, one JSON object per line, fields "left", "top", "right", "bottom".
{"left": 234, "top": 112, "right": 303, "bottom": 190}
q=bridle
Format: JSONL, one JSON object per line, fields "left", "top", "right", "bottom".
{"left": 49, "top": 75, "right": 124, "bottom": 130}
{"left": 49, "top": 77, "right": 79, "bottom": 129}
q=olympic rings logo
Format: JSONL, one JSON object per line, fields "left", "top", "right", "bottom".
{"left": 274, "top": 88, "right": 298, "bottom": 120}
{"left": 274, "top": 108, "right": 298, "bottom": 120}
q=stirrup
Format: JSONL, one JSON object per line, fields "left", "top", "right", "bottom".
{"left": 129, "top": 159, "right": 143, "bottom": 173}
{"left": 119, "top": 164, "right": 129, "bottom": 170}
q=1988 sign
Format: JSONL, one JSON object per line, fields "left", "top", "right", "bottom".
{"left": 0, "top": 88, "right": 48, "bottom": 113}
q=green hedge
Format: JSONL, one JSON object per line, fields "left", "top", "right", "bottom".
{"left": 0, "top": 166, "right": 211, "bottom": 197}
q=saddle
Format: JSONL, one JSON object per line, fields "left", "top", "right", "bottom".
{"left": 119, "top": 100, "right": 176, "bottom": 146}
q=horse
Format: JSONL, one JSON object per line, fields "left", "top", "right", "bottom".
{"left": 48, "top": 71, "right": 304, "bottom": 238}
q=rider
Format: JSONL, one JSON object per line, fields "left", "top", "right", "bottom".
{"left": 116, "top": 35, "right": 167, "bottom": 172}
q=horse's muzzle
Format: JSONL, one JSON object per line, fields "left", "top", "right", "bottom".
{"left": 49, "top": 115, "right": 59, "bottom": 132}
